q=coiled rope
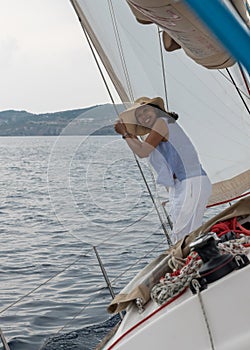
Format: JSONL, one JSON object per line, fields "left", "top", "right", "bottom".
{"left": 151, "top": 251, "right": 202, "bottom": 305}
{"left": 151, "top": 236, "right": 250, "bottom": 306}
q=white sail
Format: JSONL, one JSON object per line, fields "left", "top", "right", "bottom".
{"left": 70, "top": 0, "right": 250, "bottom": 205}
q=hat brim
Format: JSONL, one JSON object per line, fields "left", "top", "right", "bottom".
{"left": 119, "top": 97, "right": 166, "bottom": 136}
{"left": 119, "top": 104, "right": 151, "bottom": 136}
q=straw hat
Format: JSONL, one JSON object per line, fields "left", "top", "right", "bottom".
{"left": 119, "top": 97, "right": 166, "bottom": 135}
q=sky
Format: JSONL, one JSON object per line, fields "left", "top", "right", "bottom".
{"left": 0, "top": 0, "right": 116, "bottom": 114}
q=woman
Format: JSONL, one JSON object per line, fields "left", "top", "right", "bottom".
{"left": 114, "top": 97, "right": 212, "bottom": 242}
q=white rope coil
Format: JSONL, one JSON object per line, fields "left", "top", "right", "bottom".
{"left": 150, "top": 236, "right": 250, "bottom": 306}
{"left": 151, "top": 251, "right": 202, "bottom": 305}
{"left": 218, "top": 236, "right": 250, "bottom": 255}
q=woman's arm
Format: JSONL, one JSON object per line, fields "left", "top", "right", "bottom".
{"left": 114, "top": 119, "right": 169, "bottom": 158}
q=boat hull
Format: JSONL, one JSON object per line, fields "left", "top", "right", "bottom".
{"left": 104, "top": 259, "right": 250, "bottom": 349}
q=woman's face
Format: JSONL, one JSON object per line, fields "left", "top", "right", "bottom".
{"left": 135, "top": 105, "right": 158, "bottom": 128}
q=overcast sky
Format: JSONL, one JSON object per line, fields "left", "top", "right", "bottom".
{"left": 0, "top": 1, "right": 116, "bottom": 114}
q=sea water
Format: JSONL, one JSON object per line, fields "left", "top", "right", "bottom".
{"left": 0, "top": 136, "right": 219, "bottom": 350}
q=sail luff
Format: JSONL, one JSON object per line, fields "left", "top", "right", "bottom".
{"left": 70, "top": 0, "right": 130, "bottom": 103}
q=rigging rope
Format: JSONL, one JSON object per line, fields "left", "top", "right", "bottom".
{"left": 39, "top": 230, "right": 167, "bottom": 349}
{"left": 0, "top": 249, "right": 91, "bottom": 316}
{"left": 1, "top": 211, "right": 167, "bottom": 345}
{"left": 218, "top": 69, "right": 250, "bottom": 99}
{"left": 9, "top": 2, "right": 250, "bottom": 346}
{"left": 0, "top": 211, "right": 151, "bottom": 313}
{"left": 238, "top": 62, "right": 250, "bottom": 96}
{"left": 147, "top": 160, "right": 173, "bottom": 229}
{"left": 157, "top": 27, "right": 169, "bottom": 110}
{"left": 107, "top": 0, "right": 134, "bottom": 101}
{"left": 75, "top": 0, "right": 173, "bottom": 243}
{"left": 151, "top": 237, "right": 250, "bottom": 306}
{"left": 106, "top": 1, "right": 173, "bottom": 243}
{"left": 81, "top": 25, "right": 120, "bottom": 116}
{"left": 132, "top": 151, "right": 173, "bottom": 246}
{"left": 151, "top": 251, "right": 202, "bottom": 305}
{"left": 111, "top": 236, "right": 166, "bottom": 284}
{"left": 40, "top": 235, "right": 167, "bottom": 349}
{"left": 226, "top": 67, "right": 250, "bottom": 114}
{"left": 194, "top": 283, "right": 215, "bottom": 350}
{"left": 21, "top": 0, "right": 250, "bottom": 327}
{"left": 164, "top": 55, "right": 249, "bottom": 132}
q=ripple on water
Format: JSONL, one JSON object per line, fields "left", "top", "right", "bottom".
{"left": 0, "top": 136, "right": 221, "bottom": 350}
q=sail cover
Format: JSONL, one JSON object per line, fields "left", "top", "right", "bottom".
{"left": 70, "top": 0, "right": 250, "bottom": 205}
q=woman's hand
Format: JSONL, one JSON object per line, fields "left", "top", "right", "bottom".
{"left": 114, "top": 120, "right": 128, "bottom": 135}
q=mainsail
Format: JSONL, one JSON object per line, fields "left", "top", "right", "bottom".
{"left": 70, "top": 0, "right": 250, "bottom": 206}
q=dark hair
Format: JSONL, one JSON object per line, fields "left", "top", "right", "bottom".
{"left": 135, "top": 103, "right": 179, "bottom": 126}
{"left": 167, "top": 112, "right": 179, "bottom": 121}
{"left": 147, "top": 103, "right": 179, "bottom": 121}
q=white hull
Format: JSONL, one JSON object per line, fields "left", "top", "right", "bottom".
{"left": 104, "top": 254, "right": 250, "bottom": 349}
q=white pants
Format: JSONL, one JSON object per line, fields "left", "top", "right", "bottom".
{"left": 168, "top": 175, "right": 212, "bottom": 242}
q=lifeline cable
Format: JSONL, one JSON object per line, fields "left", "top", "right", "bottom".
{"left": 0, "top": 211, "right": 157, "bottom": 316}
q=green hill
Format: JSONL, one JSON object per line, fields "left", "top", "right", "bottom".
{"left": 0, "top": 104, "right": 124, "bottom": 136}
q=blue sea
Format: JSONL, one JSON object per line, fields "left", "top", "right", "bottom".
{"left": 0, "top": 136, "right": 219, "bottom": 350}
